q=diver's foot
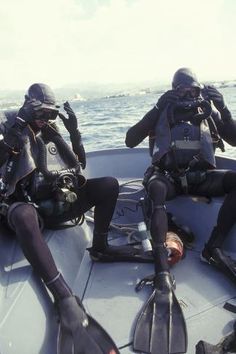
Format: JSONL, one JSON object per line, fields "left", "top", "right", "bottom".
{"left": 56, "top": 295, "right": 89, "bottom": 335}
{"left": 154, "top": 271, "right": 175, "bottom": 292}
{"left": 201, "top": 246, "right": 236, "bottom": 283}
{"left": 87, "top": 244, "right": 153, "bottom": 263}
{"left": 135, "top": 271, "right": 176, "bottom": 292}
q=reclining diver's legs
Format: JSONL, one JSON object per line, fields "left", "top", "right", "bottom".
{"left": 9, "top": 202, "right": 119, "bottom": 354}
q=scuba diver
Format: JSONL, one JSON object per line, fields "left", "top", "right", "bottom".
{"left": 125, "top": 67, "right": 236, "bottom": 354}
{"left": 0, "top": 83, "right": 120, "bottom": 353}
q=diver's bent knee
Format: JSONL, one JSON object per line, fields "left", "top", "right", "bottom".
{"left": 148, "top": 179, "right": 168, "bottom": 199}
{"left": 104, "top": 176, "right": 119, "bottom": 194}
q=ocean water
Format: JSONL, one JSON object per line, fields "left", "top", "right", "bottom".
{"left": 64, "top": 86, "right": 236, "bottom": 158}
{"left": 2, "top": 85, "right": 236, "bottom": 157}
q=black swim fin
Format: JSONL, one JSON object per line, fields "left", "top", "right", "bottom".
{"left": 133, "top": 272, "right": 187, "bottom": 354}
{"left": 88, "top": 244, "right": 153, "bottom": 263}
{"left": 57, "top": 295, "right": 119, "bottom": 354}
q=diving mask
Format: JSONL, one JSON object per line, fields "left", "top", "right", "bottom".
{"left": 35, "top": 108, "right": 59, "bottom": 121}
{"left": 176, "top": 85, "right": 201, "bottom": 99}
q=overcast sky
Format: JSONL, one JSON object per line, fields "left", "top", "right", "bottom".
{"left": 1, "top": 0, "right": 236, "bottom": 90}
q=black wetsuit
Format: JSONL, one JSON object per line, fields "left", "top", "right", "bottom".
{"left": 0, "top": 119, "right": 119, "bottom": 299}
{"left": 126, "top": 103, "right": 236, "bottom": 271}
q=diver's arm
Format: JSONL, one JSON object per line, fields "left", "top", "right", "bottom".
{"left": 125, "top": 107, "right": 158, "bottom": 148}
{"left": 204, "top": 85, "right": 236, "bottom": 146}
{"left": 0, "top": 118, "right": 27, "bottom": 167}
{"left": 0, "top": 135, "right": 13, "bottom": 167}
{"left": 69, "top": 130, "right": 86, "bottom": 169}
{"left": 212, "top": 108, "right": 236, "bottom": 146}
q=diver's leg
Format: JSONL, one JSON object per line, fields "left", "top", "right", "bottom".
{"left": 9, "top": 203, "right": 72, "bottom": 300}
{"left": 147, "top": 178, "right": 170, "bottom": 272}
{"left": 194, "top": 171, "right": 236, "bottom": 283}
{"left": 86, "top": 176, "right": 159, "bottom": 261}
{"left": 133, "top": 177, "right": 187, "bottom": 354}
{"left": 44, "top": 176, "right": 120, "bottom": 255}
{"left": 84, "top": 177, "right": 119, "bottom": 250}
{"left": 9, "top": 203, "right": 118, "bottom": 353}
{"left": 208, "top": 171, "right": 236, "bottom": 247}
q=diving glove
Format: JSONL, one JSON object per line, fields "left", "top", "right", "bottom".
{"left": 59, "top": 101, "right": 86, "bottom": 169}
{"left": 17, "top": 101, "right": 39, "bottom": 123}
{"left": 3, "top": 117, "right": 27, "bottom": 153}
{"left": 203, "top": 85, "right": 227, "bottom": 112}
{"left": 156, "top": 89, "right": 179, "bottom": 111}
{"left": 59, "top": 101, "right": 78, "bottom": 133}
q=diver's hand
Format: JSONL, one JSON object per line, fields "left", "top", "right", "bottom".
{"left": 17, "top": 101, "right": 37, "bottom": 123}
{"left": 4, "top": 120, "right": 26, "bottom": 153}
{"left": 59, "top": 101, "right": 78, "bottom": 134}
{"left": 156, "top": 90, "right": 179, "bottom": 111}
{"left": 59, "top": 102, "right": 86, "bottom": 168}
{"left": 203, "top": 85, "right": 226, "bottom": 112}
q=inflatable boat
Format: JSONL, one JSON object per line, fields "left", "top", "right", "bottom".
{"left": 1, "top": 147, "right": 236, "bottom": 354}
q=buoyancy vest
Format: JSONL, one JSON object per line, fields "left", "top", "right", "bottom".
{"left": 0, "top": 110, "right": 82, "bottom": 198}
{"left": 150, "top": 104, "right": 216, "bottom": 171}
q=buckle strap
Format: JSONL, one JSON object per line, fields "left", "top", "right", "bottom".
{"left": 179, "top": 173, "right": 188, "bottom": 194}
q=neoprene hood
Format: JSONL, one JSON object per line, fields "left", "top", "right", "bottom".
{"left": 172, "top": 68, "right": 202, "bottom": 89}
{"left": 25, "top": 83, "right": 60, "bottom": 112}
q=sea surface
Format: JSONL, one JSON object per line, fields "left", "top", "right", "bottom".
{"left": 2, "top": 85, "right": 236, "bottom": 157}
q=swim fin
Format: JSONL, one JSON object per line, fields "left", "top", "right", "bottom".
{"left": 133, "top": 271, "right": 187, "bottom": 354}
{"left": 88, "top": 244, "right": 153, "bottom": 263}
{"left": 57, "top": 295, "right": 119, "bottom": 354}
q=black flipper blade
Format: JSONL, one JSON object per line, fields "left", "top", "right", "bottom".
{"left": 133, "top": 273, "right": 187, "bottom": 354}
{"left": 87, "top": 315, "right": 120, "bottom": 354}
{"left": 150, "top": 289, "right": 171, "bottom": 354}
{"left": 133, "top": 290, "right": 155, "bottom": 352}
{"left": 57, "top": 314, "right": 120, "bottom": 354}
{"left": 169, "top": 291, "right": 187, "bottom": 354}
{"left": 57, "top": 319, "right": 104, "bottom": 354}
{"left": 57, "top": 296, "right": 120, "bottom": 354}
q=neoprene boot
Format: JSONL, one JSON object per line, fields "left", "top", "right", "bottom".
{"left": 153, "top": 244, "right": 170, "bottom": 274}
{"left": 195, "top": 321, "right": 236, "bottom": 354}
{"left": 45, "top": 272, "right": 72, "bottom": 301}
{"left": 88, "top": 231, "right": 153, "bottom": 263}
{"left": 205, "top": 226, "right": 225, "bottom": 250}
{"left": 201, "top": 228, "right": 236, "bottom": 285}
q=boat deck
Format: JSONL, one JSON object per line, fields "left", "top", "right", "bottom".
{"left": 78, "top": 178, "right": 236, "bottom": 353}
{"left": 1, "top": 148, "right": 236, "bottom": 353}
